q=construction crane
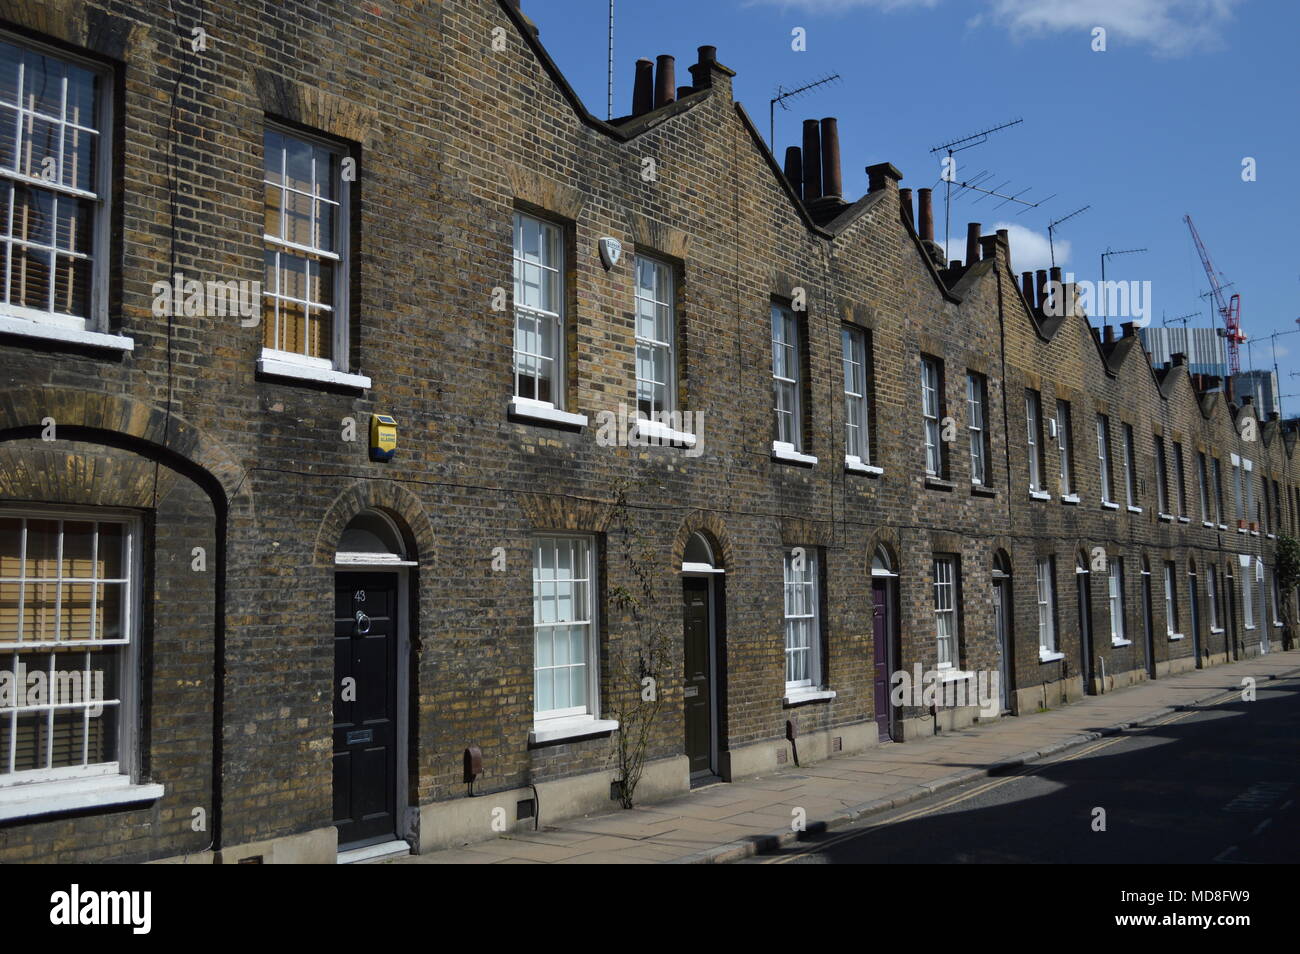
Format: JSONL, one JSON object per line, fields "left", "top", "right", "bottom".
{"left": 1184, "top": 214, "right": 1245, "bottom": 374}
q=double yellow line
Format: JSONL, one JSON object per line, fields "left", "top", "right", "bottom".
{"left": 763, "top": 705, "right": 1208, "bottom": 864}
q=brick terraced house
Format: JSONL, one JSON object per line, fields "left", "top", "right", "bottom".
{"left": 0, "top": 0, "right": 1292, "bottom": 863}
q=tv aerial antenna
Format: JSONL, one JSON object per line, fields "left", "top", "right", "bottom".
{"left": 929, "top": 117, "right": 1023, "bottom": 252}
{"left": 1046, "top": 205, "right": 1090, "bottom": 267}
{"left": 769, "top": 72, "right": 842, "bottom": 150}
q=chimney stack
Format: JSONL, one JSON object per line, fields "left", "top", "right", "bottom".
{"left": 654, "top": 55, "right": 676, "bottom": 108}
{"left": 918, "top": 188, "right": 934, "bottom": 242}
{"left": 899, "top": 188, "right": 914, "bottom": 228}
{"left": 801, "top": 119, "right": 822, "bottom": 202}
{"left": 965, "top": 223, "right": 982, "bottom": 266}
{"left": 784, "top": 146, "right": 804, "bottom": 201}
{"left": 819, "top": 118, "right": 842, "bottom": 199}
{"left": 632, "top": 59, "right": 654, "bottom": 115}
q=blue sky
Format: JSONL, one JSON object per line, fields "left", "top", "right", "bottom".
{"left": 528, "top": 0, "right": 1300, "bottom": 412}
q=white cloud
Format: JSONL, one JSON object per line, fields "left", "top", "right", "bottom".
{"left": 746, "top": 0, "right": 1244, "bottom": 55}
{"left": 942, "top": 222, "right": 1064, "bottom": 273}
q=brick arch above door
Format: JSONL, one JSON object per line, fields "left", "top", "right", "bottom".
{"left": 671, "top": 510, "right": 734, "bottom": 571}
{"left": 312, "top": 479, "right": 436, "bottom": 569}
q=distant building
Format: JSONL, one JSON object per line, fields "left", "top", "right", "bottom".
{"left": 1139, "top": 326, "right": 1228, "bottom": 378}
{"left": 1234, "top": 369, "right": 1281, "bottom": 418}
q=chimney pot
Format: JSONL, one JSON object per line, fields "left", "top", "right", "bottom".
{"left": 784, "top": 146, "right": 804, "bottom": 201}
{"left": 1048, "top": 266, "right": 1062, "bottom": 312}
{"left": 1121, "top": 321, "right": 1136, "bottom": 338}
{"left": 1021, "top": 271, "right": 1034, "bottom": 304}
{"left": 676, "top": 85, "right": 693, "bottom": 100}
{"left": 632, "top": 58, "right": 654, "bottom": 115}
{"left": 819, "top": 118, "right": 842, "bottom": 199}
{"left": 654, "top": 55, "right": 676, "bottom": 108}
{"left": 899, "top": 188, "right": 914, "bottom": 228}
{"left": 801, "top": 119, "right": 823, "bottom": 202}
{"left": 917, "top": 188, "right": 934, "bottom": 242}
{"left": 966, "top": 223, "right": 982, "bottom": 266}
{"left": 1035, "top": 269, "right": 1048, "bottom": 309}
{"left": 1104, "top": 325, "right": 1115, "bottom": 344}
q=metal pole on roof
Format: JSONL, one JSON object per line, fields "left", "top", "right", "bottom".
{"left": 607, "top": 0, "right": 615, "bottom": 121}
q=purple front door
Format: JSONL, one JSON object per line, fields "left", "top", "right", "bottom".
{"left": 872, "top": 579, "right": 892, "bottom": 741}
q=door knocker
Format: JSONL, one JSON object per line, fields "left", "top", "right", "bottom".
{"left": 355, "top": 610, "right": 371, "bottom": 634}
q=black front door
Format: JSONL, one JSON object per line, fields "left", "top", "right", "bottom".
{"left": 334, "top": 572, "right": 399, "bottom": 848}
{"left": 872, "top": 579, "right": 893, "bottom": 740}
{"left": 682, "top": 577, "right": 714, "bottom": 777}
{"left": 1077, "top": 571, "right": 1095, "bottom": 693}
{"left": 1142, "top": 573, "right": 1156, "bottom": 677}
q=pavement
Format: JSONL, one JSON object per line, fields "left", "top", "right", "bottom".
{"left": 389, "top": 650, "right": 1300, "bottom": 864}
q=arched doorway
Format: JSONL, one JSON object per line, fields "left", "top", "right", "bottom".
{"left": 871, "top": 546, "right": 899, "bottom": 741}
{"left": 682, "top": 532, "right": 724, "bottom": 782}
{"left": 333, "top": 509, "right": 415, "bottom": 859}
{"left": 1076, "top": 551, "right": 1095, "bottom": 694}
{"left": 992, "top": 551, "right": 1014, "bottom": 713}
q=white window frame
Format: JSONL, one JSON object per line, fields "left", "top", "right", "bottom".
{"left": 1025, "top": 390, "right": 1044, "bottom": 494}
{"left": 513, "top": 212, "right": 566, "bottom": 410}
{"left": 783, "top": 548, "right": 821, "bottom": 690}
{"left": 634, "top": 254, "right": 675, "bottom": 420}
{"left": 531, "top": 535, "right": 599, "bottom": 724}
{"left": 1036, "top": 557, "right": 1057, "bottom": 656}
{"left": 1163, "top": 562, "right": 1179, "bottom": 637}
{"left": 1173, "top": 443, "right": 1186, "bottom": 519}
{"left": 261, "top": 123, "right": 352, "bottom": 376}
{"left": 1207, "top": 565, "right": 1220, "bottom": 631}
{"left": 1198, "top": 452, "right": 1210, "bottom": 523}
{"left": 933, "top": 556, "right": 958, "bottom": 670}
{"left": 1154, "top": 436, "right": 1169, "bottom": 515}
{"left": 772, "top": 303, "right": 803, "bottom": 452}
{"left": 966, "top": 372, "right": 987, "bottom": 486}
{"left": 1108, "top": 557, "right": 1126, "bottom": 644}
{"left": 1056, "top": 399, "right": 1073, "bottom": 496}
{"left": 1242, "top": 556, "right": 1255, "bottom": 629}
{"left": 921, "top": 356, "right": 942, "bottom": 476}
{"left": 842, "top": 326, "right": 869, "bottom": 465}
{"left": 0, "top": 508, "right": 141, "bottom": 787}
{"left": 1123, "top": 423, "right": 1138, "bottom": 508}
{"left": 1097, "top": 414, "right": 1114, "bottom": 505}
{"left": 0, "top": 34, "right": 113, "bottom": 336}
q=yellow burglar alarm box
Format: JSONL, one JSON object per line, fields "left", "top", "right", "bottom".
{"left": 369, "top": 414, "right": 397, "bottom": 461}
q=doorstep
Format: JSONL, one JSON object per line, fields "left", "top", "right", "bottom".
{"left": 337, "top": 839, "right": 411, "bottom": 865}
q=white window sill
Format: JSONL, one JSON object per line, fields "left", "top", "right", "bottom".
{"left": 633, "top": 418, "right": 698, "bottom": 447}
{"left": 528, "top": 715, "right": 619, "bottom": 745}
{"left": 938, "top": 668, "right": 973, "bottom": 683}
{"left": 1168, "top": 632, "right": 1185, "bottom": 641}
{"left": 258, "top": 354, "right": 371, "bottom": 389}
{"left": 1251, "top": 530, "right": 1260, "bottom": 537}
{"left": 1029, "top": 490, "right": 1052, "bottom": 501}
{"left": 1102, "top": 500, "right": 1120, "bottom": 510}
{"left": 1210, "top": 627, "right": 1225, "bottom": 634}
{"left": 1244, "top": 625, "right": 1256, "bottom": 632}
{"left": 0, "top": 314, "right": 135, "bottom": 352}
{"left": 1237, "top": 527, "right": 1247, "bottom": 534}
{"left": 1158, "top": 513, "right": 1173, "bottom": 522}
{"left": 1218, "top": 524, "right": 1228, "bottom": 531}
{"left": 1111, "top": 638, "right": 1132, "bottom": 647}
{"left": 845, "top": 456, "right": 883, "bottom": 475}
{"left": 783, "top": 687, "right": 837, "bottom": 706}
{"left": 1127, "top": 505, "right": 1143, "bottom": 513}
{"left": 0, "top": 774, "right": 164, "bottom": 822}
{"left": 772, "top": 442, "right": 818, "bottom": 466}
{"left": 1267, "top": 533, "right": 1276, "bottom": 540}
{"left": 1178, "top": 516, "right": 1191, "bottom": 524}
{"left": 509, "top": 397, "right": 588, "bottom": 429}
{"left": 1273, "top": 620, "right": 1283, "bottom": 627}
{"left": 1038, "top": 650, "right": 1065, "bottom": 663}
{"left": 1061, "top": 493, "right": 1081, "bottom": 505}
{"left": 1203, "top": 521, "right": 1215, "bottom": 528}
